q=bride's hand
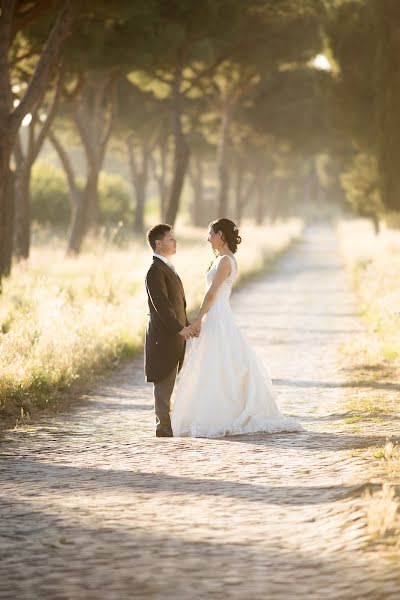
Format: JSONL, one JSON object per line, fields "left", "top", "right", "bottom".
{"left": 191, "top": 318, "right": 202, "bottom": 337}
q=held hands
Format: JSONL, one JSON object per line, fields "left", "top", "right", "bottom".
{"left": 178, "top": 326, "right": 196, "bottom": 340}
{"left": 179, "top": 320, "right": 201, "bottom": 340}
{"left": 190, "top": 318, "right": 202, "bottom": 337}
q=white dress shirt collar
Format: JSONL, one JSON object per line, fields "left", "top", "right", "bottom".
{"left": 153, "top": 253, "right": 176, "bottom": 272}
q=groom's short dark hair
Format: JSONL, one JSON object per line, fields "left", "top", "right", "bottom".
{"left": 147, "top": 223, "right": 172, "bottom": 251}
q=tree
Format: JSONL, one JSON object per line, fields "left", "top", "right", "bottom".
{"left": 212, "top": 65, "right": 259, "bottom": 218}
{"left": 68, "top": 73, "right": 117, "bottom": 252}
{"left": 371, "top": 0, "right": 400, "bottom": 212}
{"left": 0, "top": 0, "right": 75, "bottom": 284}
{"left": 204, "top": 1, "right": 325, "bottom": 217}
{"left": 187, "top": 130, "right": 214, "bottom": 226}
{"left": 227, "top": 64, "right": 334, "bottom": 223}
{"left": 128, "top": 1, "right": 246, "bottom": 226}
{"left": 326, "top": 0, "right": 400, "bottom": 214}
{"left": 114, "top": 78, "right": 163, "bottom": 233}
{"left": 13, "top": 71, "right": 63, "bottom": 259}
{"left": 46, "top": 1, "right": 162, "bottom": 249}
{"left": 341, "top": 152, "right": 383, "bottom": 233}
{"left": 48, "top": 73, "right": 117, "bottom": 255}
{"left": 149, "top": 120, "right": 172, "bottom": 221}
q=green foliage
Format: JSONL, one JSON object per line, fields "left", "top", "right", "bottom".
{"left": 98, "top": 172, "right": 132, "bottom": 226}
{"left": 243, "top": 68, "right": 333, "bottom": 156}
{"left": 327, "top": 0, "right": 400, "bottom": 213}
{"left": 31, "top": 161, "right": 71, "bottom": 225}
{"left": 340, "top": 153, "right": 383, "bottom": 218}
{"left": 31, "top": 161, "right": 132, "bottom": 226}
{"left": 325, "top": 1, "right": 376, "bottom": 149}
{"left": 58, "top": 2, "right": 160, "bottom": 73}
{"left": 372, "top": 0, "right": 400, "bottom": 212}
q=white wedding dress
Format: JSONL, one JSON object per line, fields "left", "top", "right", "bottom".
{"left": 171, "top": 254, "right": 302, "bottom": 438}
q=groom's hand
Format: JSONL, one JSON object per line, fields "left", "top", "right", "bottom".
{"left": 179, "top": 326, "right": 194, "bottom": 340}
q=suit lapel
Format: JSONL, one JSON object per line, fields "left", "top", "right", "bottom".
{"left": 152, "top": 257, "right": 186, "bottom": 300}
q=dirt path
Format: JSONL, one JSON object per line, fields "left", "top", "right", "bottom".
{"left": 1, "top": 225, "right": 399, "bottom": 600}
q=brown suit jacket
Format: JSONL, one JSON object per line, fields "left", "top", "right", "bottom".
{"left": 144, "top": 257, "right": 189, "bottom": 383}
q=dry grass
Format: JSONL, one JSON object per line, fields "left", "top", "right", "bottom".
{"left": 0, "top": 219, "right": 302, "bottom": 422}
{"left": 337, "top": 219, "right": 400, "bottom": 376}
{"left": 364, "top": 440, "right": 400, "bottom": 543}
{"left": 365, "top": 484, "right": 399, "bottom": 539}
{"left": 337, "top": 220, "right": 400, "bottom": 545}
{"left": 384, "top": 439, "right": 400, "bottom": 480}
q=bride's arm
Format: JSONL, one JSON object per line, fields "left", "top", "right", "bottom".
{"left": 192, "top": 256, "right": 231, "bottom": 333}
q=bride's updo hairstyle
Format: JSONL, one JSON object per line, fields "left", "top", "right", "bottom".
{"left": 210, "top": 218, "right": 242, "bottom": 254}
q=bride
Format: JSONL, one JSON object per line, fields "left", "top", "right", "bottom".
{"left": 171, "top": 218, "right": 302, "bottom": 438}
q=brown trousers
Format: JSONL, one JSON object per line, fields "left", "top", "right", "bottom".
{"left": 153, "top": 366, "right": 177, "bottom": 435}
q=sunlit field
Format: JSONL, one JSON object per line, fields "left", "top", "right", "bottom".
{"left": 0, "top": 219, "right": 302, "bottom": 421}
{"left": 337, "top": 219, "right": 400, "bottom": 376}
{"left": 338, "top": 219, "right": 400, "bottom": 542}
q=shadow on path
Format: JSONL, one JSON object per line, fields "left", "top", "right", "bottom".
{"left": 1, "top": 497, "right": 392, "bottom": 600}
{"left": 0, "top": 458, "right": 374, "bottom": 506}
{"left": 273, "top": 378, "right": 400, "bottom": 391}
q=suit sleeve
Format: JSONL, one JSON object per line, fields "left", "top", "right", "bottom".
{"left": 146, "top": 268, "right": 185, "bottom": 335}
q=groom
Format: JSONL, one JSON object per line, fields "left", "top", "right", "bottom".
{"left": 145, "top": 224, "right": 195, "bottom": 437}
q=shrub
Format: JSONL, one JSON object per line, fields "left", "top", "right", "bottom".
{"left": 31, "top": 161, "right": 133, "bottom": 227}
{"left": 31, "top": 161, "right": 71, "bottom": 225}
{"left": 98, "top": 172, "right": 132, "bottom": 226}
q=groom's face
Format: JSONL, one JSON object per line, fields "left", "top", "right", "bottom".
{"left": 156, "top": 231, "right": 177, "bottom": 257}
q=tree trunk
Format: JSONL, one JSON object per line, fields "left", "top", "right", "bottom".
{"left": 189, "top": 155, "right": 204, "bottom": 227}
{"left": 48, "top": 130, "right": 80, "bottom": 210}
{"left": 14, "top": 164, "right": 31, "bottom": 259}
{"left": 73, "top": 110, "right": 101, "bottom": 236}
{"left": 158, "top": 136, "right": 169, "bottom": 221}
{"left": 164, "top": 66, "right": 189, "bottom": 226}
{"left": 234, "top": 161, "right": 244, "bottom": 224}
{"left": 0, "top": 2, "right": 16, "bottom": 282}
{"left": 215, "top": 75, "right": 257, "bottom": 221}
{"left": 84, "top": 166, "right": 100, "bottom": 235}
{"left": 127, "top": 138, "right": 149, "bottom": 234}
{"left": 133, "top": 173, "right": 146, "bottom": 233}
{"left": 66, "top": 166, "right": 100, "bottom": 254}
{"left": 240, "top": 176, "right": 256, "bottom": 222}
{"left": 0, "top": 139, "right": 14, "bottom": 282}
{"left": 255, "top": 176, "right": 265, "bottom": 225}
{"left": 371, "top": 213, "right": 380, "bottom": 235}
{"left": 266, "top": 178, "right": 280, "bottom": 224}
{"left": 56, "top": 74, "right": 116, "bottom": 254}
{"left": 13, "top": 74, "right": 63, "bottom": 260}
{"left": 48, "top": 130, "right": 86, "bottom": 256}
{"left": 67, "top": 193, "right": 89, "bottom": 256}
{"left": 149, "top": 126, "right": 170, "bottom": 222}
{"left": 0, "top": 1, "right": 74, "bottom": 282}
{"left": 216, "top": 107, "right": 231, "bottom": 218}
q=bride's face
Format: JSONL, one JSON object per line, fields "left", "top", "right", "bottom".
{"left": 207, "top": 227, "right": 223, "bottom": 251}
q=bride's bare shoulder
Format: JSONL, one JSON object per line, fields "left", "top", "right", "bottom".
{"left": 221, "top": 254, "right": 237, "bottom": 268}
{"left": 216, "top": 255, "right": 232, "bottom": 275}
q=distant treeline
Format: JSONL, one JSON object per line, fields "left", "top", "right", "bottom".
{"left": 0, "top": 1, "right": 399, "bottom": 283}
